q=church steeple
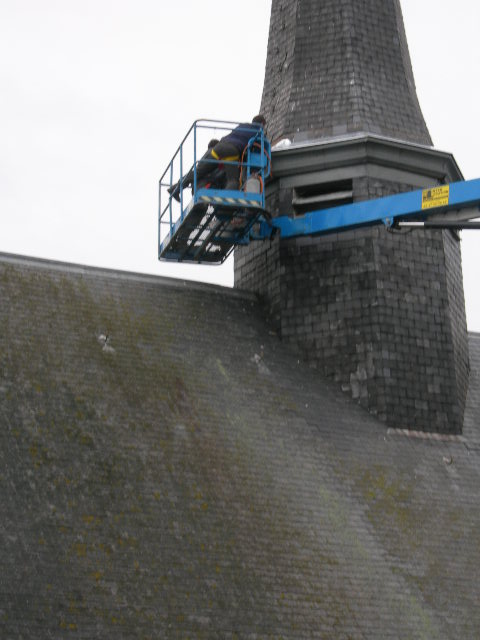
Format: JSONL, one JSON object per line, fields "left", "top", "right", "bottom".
{"left": 235, "top": 0, "right": 469, "bottom": 434}
{"left": 261, "top": 0, "right": 431, "bottom": 146}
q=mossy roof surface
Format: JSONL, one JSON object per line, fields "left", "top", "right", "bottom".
{"left": 1, "top": 253, "right": 479, "bottom": 639}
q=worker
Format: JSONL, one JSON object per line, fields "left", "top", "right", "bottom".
{"left": 169, "top": 115, "right": 266, "bottom": 201}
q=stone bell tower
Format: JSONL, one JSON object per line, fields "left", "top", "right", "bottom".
{"left": 235, "top": 0, "right": 469, "bottom": 433}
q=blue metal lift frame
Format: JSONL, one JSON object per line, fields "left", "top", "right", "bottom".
{"left": 158, "top": 120, "right": 272, "bottom": 264}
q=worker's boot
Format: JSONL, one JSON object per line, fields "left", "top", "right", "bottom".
{"left": 168, "top": 167, "right": 194, "bottom": 201}
{"left": 168, "top": 182, "right": 181, "bottom": 202}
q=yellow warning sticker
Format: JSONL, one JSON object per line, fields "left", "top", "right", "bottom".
{"left": 422, "top": 185, "right": 450, "bottom": 210}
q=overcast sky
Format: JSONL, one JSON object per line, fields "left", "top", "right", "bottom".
{"left": 1, "top": 0, "right": 479, "bottom": 328}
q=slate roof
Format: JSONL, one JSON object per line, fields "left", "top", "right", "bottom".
{"left": 1, "top": 252, "right": 479, "bottom": 639}
{"left": 261, "top": 0, "right": 432, "bottom": 145}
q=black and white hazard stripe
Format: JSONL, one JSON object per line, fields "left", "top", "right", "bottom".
{"left": 199, "top": 195, "right": 261, "bottom": 207}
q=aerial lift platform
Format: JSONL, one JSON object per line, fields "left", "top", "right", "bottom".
{"left": 158, "top": 121, "right": 480, "bottom": 265}
{"left": 158, "top": 120, "right": 272, "bottom": 264}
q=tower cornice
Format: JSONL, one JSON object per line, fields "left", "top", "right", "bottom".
{"left": 270, "top": 134, "right": 463, "bottom": 185}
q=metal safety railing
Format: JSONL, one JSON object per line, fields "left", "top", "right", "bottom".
{"left": 158, "top": 119, "right": 271, "bottom": 263}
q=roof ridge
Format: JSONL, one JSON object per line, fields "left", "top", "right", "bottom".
{"left": 0, "top": 251, "right": 255, "bottom": 300}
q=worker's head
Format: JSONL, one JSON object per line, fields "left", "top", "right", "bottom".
{"left": 252, "top": 114, "right": 266, "bottom": 128}
{"left": 208, "top": 139, "right": 219, "bottom": 149}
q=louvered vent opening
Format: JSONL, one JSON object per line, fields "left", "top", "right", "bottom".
{"left": 293, "top": 179, "right": 353, "bottom": 216}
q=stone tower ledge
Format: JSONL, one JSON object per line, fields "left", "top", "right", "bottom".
{"left": 269, "top": 134, "right": 463, "bottom": 216}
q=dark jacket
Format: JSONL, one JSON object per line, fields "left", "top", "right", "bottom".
{"left": 222, "top": 122, "right": 263, "bottom": 153}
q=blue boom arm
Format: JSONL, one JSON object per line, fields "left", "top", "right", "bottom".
{"left": 263, "top": 179, "right": 480, "bottom": 239}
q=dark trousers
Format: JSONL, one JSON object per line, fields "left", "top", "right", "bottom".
{"left": 196, "top": 140, "right": 241, "bottom": 189}
{"left": 170, "top": 141, "right": 241, "bottom": 200}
